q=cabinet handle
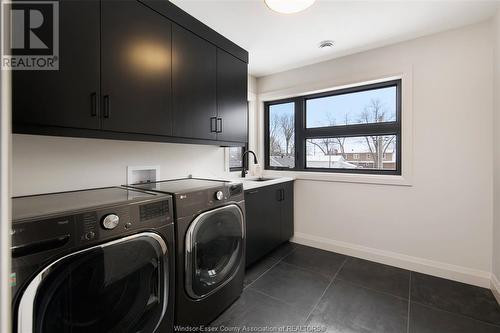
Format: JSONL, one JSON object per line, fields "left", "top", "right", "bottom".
{"left": 217, "top": 118, "right": 223, "bottom": 133}
{"left": 90, "top": 92, "right": 98, "bottom": 117}
{"left": 210, "top": 117, "right": 217, "bottom": 133}
{"left": 103, "top": 95, "right": 110, "bottom": 119}
{"left": 277, "top": 189, "right": 284, "bottom": 201}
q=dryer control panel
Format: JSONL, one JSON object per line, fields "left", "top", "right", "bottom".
{"left": 174, "top": 183, "right": 244, "bottom": 218}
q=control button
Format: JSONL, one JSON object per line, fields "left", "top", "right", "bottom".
{"left": 125, "top": 222, "right": 132, "bottom": 230}
{"left": 102, "top": 214, "right": 120, "bottom": 230}
{"left": 215, "top": 190, "right": 224, "bottom": 201}
{"left": 85, "top": 231, "right": 95, "bottom": 240}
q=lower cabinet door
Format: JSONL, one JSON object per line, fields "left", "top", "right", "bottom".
{"left": 245, "top": 185, "right": 281, "bottom": 266}
{"left": 280, "top": 182, "right": 294, "bottom": 242}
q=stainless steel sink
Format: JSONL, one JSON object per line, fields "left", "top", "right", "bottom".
{"left": 245, "top": 177, "right": 275, "bottom": 182}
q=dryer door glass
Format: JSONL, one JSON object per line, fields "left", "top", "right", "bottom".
{"left": 22, "top": 233, "right": 168, "bottom": 333}
{"left": 185, "top": 204, "right": 244, "bottom": 299}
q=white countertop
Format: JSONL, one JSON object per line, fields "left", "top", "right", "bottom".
{"left": 196, "top": 175, "right": 294, "bottom": 191}
{"left": 235, "top": 176, "right": 294, "bottom": 191}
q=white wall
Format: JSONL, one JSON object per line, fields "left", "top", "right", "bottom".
{"left": 248, "top": 75, "right": 258, "bottom": 95}
{"left": 12, "top": 134, "right": 226, "bottom": 196}
{"left": 493, "top": 8, "right": 500, "bottom": 295}
{"left": 257, "top": 21, "right": 494, "bottom": 287}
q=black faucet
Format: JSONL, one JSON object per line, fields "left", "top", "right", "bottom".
{"left": 241, "top": 150, "right": 258, "bottom": 178}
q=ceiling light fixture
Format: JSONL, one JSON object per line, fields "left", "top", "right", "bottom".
{"left": 264, "top": 0, "right": 316, "bottom": 14}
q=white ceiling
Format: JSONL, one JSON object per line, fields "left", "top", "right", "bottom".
{"left": 170, "top": 0, "right": 500, "bottom": 77}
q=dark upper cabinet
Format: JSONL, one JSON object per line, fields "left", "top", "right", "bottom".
{"left": 172, "top": 24, "right": 217, "bottom": 140}
{"left": 101, "top": 0, "right": 172, "bottom": 135}
{"left": 12, "top": 0, "right": 248, "bottom": 145}
{"left": 245, "top": 181, "right": 294, "bottom": 267}
{"left": 216, "top": 49, "right": 248, "bottom": 143}
{"left": 12, "top": 0, "right": 100, "bottom": 130}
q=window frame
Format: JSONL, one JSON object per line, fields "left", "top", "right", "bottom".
{"left": 264, "top": 79, "right": 402, "bottom": 175}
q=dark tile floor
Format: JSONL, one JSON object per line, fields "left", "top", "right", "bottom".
{"left": 212, "top": 242, "right": 500, "bottom": 333}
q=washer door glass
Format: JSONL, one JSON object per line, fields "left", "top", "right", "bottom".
{"left": 20, "top": 233, "right": 168, "bottom": 333}
{"left": 186, "top": 204, "right": 244, "bottom": 299}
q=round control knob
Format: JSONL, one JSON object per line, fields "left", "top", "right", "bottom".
{"left": 215, "top": 191, "right": 224, "bottom": 201}
{"left": 102, "top": 214, "right": 120, "bottom": 230}
{"left": 85, "top": 231, "right": 95, "bottom": 240}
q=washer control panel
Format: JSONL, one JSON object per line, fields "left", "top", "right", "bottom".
{"left": 102, "top": 214, "right": 120, "bottom": 230}
{"left": 74, "top": 196, "right": 172, "bottom": 245}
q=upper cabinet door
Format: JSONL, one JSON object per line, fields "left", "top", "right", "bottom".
{"left": 172, "top": 24, "right": 217, "bottom": 140}
{"left": 216, "top": 49, "right": 248, "bottom": 143}
{"left": 101, "top": 0, "right": 172, "bottom": 135}
{"left": 12, "top": 0, "right": 100, "bottom": 129}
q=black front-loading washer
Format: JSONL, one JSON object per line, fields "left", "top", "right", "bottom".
{"left": 128, "top": 178, "right": 246, "bottom": 328}
{"left": 11, "top": 186, "right": 175, "bottom": 333}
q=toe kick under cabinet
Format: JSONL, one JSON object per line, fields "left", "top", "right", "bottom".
{"left": 244, "top": 181, "right": 294, "bottom": 267}
{"left": 12, "top": 0, "right": 248, "bottom": 147}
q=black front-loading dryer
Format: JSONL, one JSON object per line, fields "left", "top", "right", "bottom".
{"left": 11, "top": 187, "right": 175, "bottom": 333}
{"left": 128, "top": 178, "right": 245, "bottom": 328}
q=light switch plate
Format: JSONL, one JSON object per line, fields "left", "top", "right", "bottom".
{"left": 127, "top": 165, "right": 160, "bottom": 185}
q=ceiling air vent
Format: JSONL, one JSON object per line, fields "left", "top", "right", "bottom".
{"left": 319, "top": 40, "right": 335, "bottom": 49}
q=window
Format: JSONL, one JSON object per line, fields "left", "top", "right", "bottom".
{"left": 268, "top": 102, "right": 295, "bottom": 169}
{"left": 265, "top": 79, "right": 401, "bottom": 175}
{"left": 229, "top": 146, "right": 245, "bottom": 171}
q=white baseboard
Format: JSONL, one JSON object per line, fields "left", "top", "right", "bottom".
{"left": 291, "top": 232, "right": 492, "bottom": 288}
{"left": 491, "top": 274, "right": 500, "bottom": 305}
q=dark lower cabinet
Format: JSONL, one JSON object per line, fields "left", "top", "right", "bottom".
{"left": 245, "top": 181, "right": 294, "bottom": 267}
{"left": 101, "top": 0, "right": 172, "bottom": 135}
{"left": 12, "top": 0, "right": 101, "bottom": 130}
{"left": 172, "top": 24, "right": 217, "bottom": 140}
{"left": 280, "top": 181, "right": 294, "bottom": 242}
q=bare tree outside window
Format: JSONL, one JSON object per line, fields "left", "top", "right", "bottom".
{"left": 269, "top": 102, "right": 295, "bottom": 168}
{"left": 359, "top": 99, "right": 396, "bottom": 169}
{"left": 279, "top": 113, "right": 295, "bottom": 156}
{"left": 269, "top": 113, "right": 282, "bottom": 155}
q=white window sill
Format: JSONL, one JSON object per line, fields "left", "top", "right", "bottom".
{"left": 263, "top": 170, "right": 412, "bottom": 186}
